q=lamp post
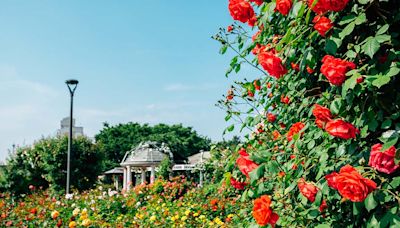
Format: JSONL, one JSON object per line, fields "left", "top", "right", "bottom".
{"left": 65, "top": 79, "right": 79, "bottom": 195}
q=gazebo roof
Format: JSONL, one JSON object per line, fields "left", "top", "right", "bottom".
{"left": 188, "top": 151, "right": 211, "bottom": 164}
{"left": 120, "top": 141, "right": 171, "bottom": 167}
{"left": 103, "top": 167, "right": 124, "bottom": 175}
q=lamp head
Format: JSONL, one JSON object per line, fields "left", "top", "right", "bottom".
{"left": 65, "top": 79, "right": 79, "bottom": 85}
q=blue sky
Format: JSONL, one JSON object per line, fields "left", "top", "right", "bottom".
{"left": 0, "top": 1, "right": 259, "bottom": 162}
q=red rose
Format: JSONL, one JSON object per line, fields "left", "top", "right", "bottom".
{"left": 227, "top": 25, "right": 233, "bottom": 32}
{"left": 230, "top": 177, "right": 247, "bottom": 190}
{"left": 258, "top": 48, "right": 288, "bottom": 78}
{"left": 307, "top": 0, "right": 328, "bottom": 14}
{"left": 378, "top": 53, "right": 388, "bottom": 64}
{"left": 319, "top": 200, "right": 328, "bottom": 212}
{"left": 252, "top": 30, "right": 261, "bottom": 41}
{"left": 281, "top": 95, "right": 290, "bottom": 104}
{"left": 313, "top": 16, "right": 333, "bottom": 37}
{"left": 325, "top": 165, "right": 376, "bottom": 202}
{"left": 291, "top": 62, "right": 300, "bottom": 71}
{"left": 321, "top": 55, "right": 356, "bottom": 86}
{"left": 308, "top": 0, "right": 350, "bottom": 14}
{"left": 315, "top": 119, "right": 325, "bottom": 129}
{"left": 356, "top": 77, "right": 364, "bottom": 84}
{"left": 248, "top": 15, "right": 258, "bottom": 27}
{"left": 253, "top": 80, "right": 261, "bottom": 90}
{"left": 250, "top": 0, "right": 264, "bottom": 6}
{"left": 236, "top": 148, "right": 259, "bottom": 177}
{"left": 227, "top": 89, "right": 234, "bottom": 100}
{"left": 272, "top": 130, "right": 281, "bottom": 140}
{"left": 298, "top": 178, "right": 319, "bottom": 202}
{"left": 312, "top": 104, "right": 332, "bottom": 122}
{"left": 248, "top": 90, "right": 254, "bottom": 97}
{"left": 325, "top": 0, "right": 350, "bottom": 12}
{"left": 369, "top": 144, "right": 399, "bottom": 174}
{"left": 229, "top": 0, "right": 255, "bottom": 23}
{"left": 325, "top": 119, "right": 359, "bottom": 139}
{"left": 267, "top": 113, "right": 276, "bottom": 123}
{"left": 306, "top": 65, "right": 314, "bottom": 74}
{"left": 276, "top": 0, "right": 293, "bottom": 16}
{"left": 287, "top": 122, "right": 305, "bottom": 141}
{"left": 253, "top": 195, "right": 279, "bottom": 227}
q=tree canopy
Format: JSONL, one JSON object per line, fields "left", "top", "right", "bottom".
{"left": 95, "top": 122, "right": 211, "bottom": 171}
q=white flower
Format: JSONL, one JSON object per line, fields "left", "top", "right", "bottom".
{"left": 65, "top": 193, "right": 74, "bottom": 200}
{"left": 98, "top": 186, "right": 103, "bottom": 191}
{"left": 56, "top": 201, "right": 61, "bottom": 206}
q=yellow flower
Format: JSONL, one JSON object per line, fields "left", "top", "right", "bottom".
{"left": 80, "top": 214, "right": 88, "bottom": 220}
{"left": 72, "top": 208, "right": 80, "bottom": 216}
{"left": 150, "top": 215, "right": 156, "bottom": 221}
{"left": 181, "top": 216, "right": 187, "bottom": 221}
{"left": 81, "top": 208, "right": 88, "bottom": 215}
{"left": 51, "top": 210, "right": 59, "bottom": 219}
{"left": 162, "top": 203, "right": 166, "bottom": 207}
{"left": 214, "top": 217, "right": 224, "bottom": 225}
{"left": 81, "top": 218, "right": 91, "bottom": 227}
{"left": 199, "top": 215, "right": 206, "bottom": 220}
{"left": 193, "top": 212, "right": 199, "bottom": 217}
{"left": 227, "top": 214, "right": 234, "bottom": 218}
{"left": 171, "top": 216, "right": 177, "bottom": 221}
{"left": 184, "top": 210, "right": 190, "bottom": 216}
{"left": 68, "top": 221, "right": 77, "bottom": 228}
{"left": 209, "top": 222, "right": 215, "bottom": 226}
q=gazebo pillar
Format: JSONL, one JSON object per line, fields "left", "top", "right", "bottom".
{"left": 141, "top": 168, "right": 146, "bottom": 184}
{"left": 150, "top": 165, "right": 155, "bottom": 184}
{"left": 122, "top": 167, "right": 127, "bottom": 190}
{"left": 127, "top": 165, "right": 131, "bottom": 191}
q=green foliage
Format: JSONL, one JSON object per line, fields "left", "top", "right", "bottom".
{"left": 215, "top": 0, "right": 400, "bottom": 227}
{"left": 2, "top": 136, "right": 104, "bottom": 194}
{"left": 95, "top": 122, "right": 211, "bottom": 170}
{"left": 157, "top": 156, "right": 173, "bottom": 180}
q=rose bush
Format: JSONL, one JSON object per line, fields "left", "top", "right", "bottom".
{"left": 215, "top": 0, "right": 400, "bottom": 226}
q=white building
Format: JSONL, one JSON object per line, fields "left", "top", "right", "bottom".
{"left": 57, "top": 117, "right": 84, "bottom": 137}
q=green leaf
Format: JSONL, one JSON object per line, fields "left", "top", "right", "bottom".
{"left": 249, "top": 164, "right": 265, "bottom": 183}
{"left": 339, "top": 22, "right": 355, "bottom": 39}
{"left": 315, "top": 225, "right": 330, "bottom": 228}
{"left": 219, "top": 45, "right": 228, "bottom": 54}
{"left": 372, "top": 75, "right": 391, "bottom": 88}
{"left": 389, "top": 177, "right": 400, "bottom": 189}
{"left": 353, "top": 202, "right": 363, "bottom": 215}
{"left": 355, "top": 13, "right": 367, "bottom": 25}
{"left": 342, "top": 72, "right": 360, "bottom": 96}
{"left": 376, "top": 24, "right": 389, "bottom": 35}
{"left": 362, "top": 37, "right": 380, "bottom": 58}
{"left": 338, "top": 14, "right": 357, "bottom": 25}
{"left": 386, "top": 66, "right": 400, "bottom": 78}
{"left": 381, "top": 119, "right": 392, "bottom": 129}
{"left": 330, "top": 98, "right": 342, "bottom": 115}
{"left": 365, "top": 193, "right": 378, "bottom": 212}
{"left": 382, "top": 136, "right": 398, "bottom": 150}
{"left": 307, "top": 140, "right": 315, "bottom": 150}
{"left": 375, "top": 34, "right": 391, "bottom": 43}
{"left": 227, "top": 124, "right": 235, "bottom": 132}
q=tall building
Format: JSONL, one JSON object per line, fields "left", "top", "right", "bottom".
{"left": 57, "top": 117, "right": 84, "bottom": 137}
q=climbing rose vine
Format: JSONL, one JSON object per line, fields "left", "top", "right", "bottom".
{"left": 215, "top": 0, "right": 400, "bottom": 226}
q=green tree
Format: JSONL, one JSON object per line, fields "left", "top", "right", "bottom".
{"left": 95, "top": 122, "right": 211, "bottom": 171}
{"left": 2, "top": 135, "right": 104, "bottom": 194}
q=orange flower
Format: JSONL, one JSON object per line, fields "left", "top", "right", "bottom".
{"left": 297, "top": 178, "right": 319, "bottom": 202}
{"left": 287, "top": 122, "right": 305, "bottom": 141}
{"left": 325, "top": 165, "right": 376, "bottom": 202}
{"left": 236, "top": 148, "right": 259, "bottom": 177}
{"left": 252, "top": 195, "right": 279, "bottom": 227}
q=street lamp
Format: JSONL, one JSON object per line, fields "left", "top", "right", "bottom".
{"left": 65, "top": 79, "right": 79, "bottom": 195}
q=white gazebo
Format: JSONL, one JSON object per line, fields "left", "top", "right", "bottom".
{"left": 120, "top": 141, "right": 171, "bottom": 191}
